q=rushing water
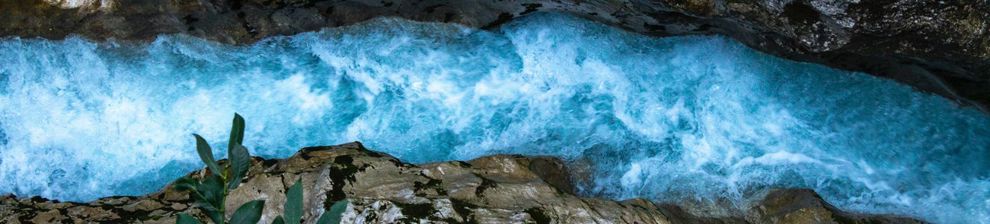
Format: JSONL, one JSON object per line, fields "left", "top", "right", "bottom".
{"left": 1, "top": 13, "right": 988, "bottom": 223}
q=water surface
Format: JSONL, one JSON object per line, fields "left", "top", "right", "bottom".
{"left": 1, "top": 13, "right": 988, "bottom": 223}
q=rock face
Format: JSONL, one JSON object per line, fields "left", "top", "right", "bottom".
{"left": 1, "top": 0, "right": 988, "bottom": 111}
{"left": 1, "top": 142, "right": 923, "bottom": 223}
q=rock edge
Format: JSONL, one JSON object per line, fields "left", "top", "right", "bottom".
{"left": 1, "top": 142, "right": 925, "bottom": 224}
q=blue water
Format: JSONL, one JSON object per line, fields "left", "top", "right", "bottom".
{"left": 1, "top": 13, "right": 988, "bottom": 223}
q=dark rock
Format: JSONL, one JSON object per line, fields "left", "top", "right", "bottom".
{"left": 747, "top": 189, "right": 926, "bottom": 224}
{"left": 0, "top": 142, "right": 925, "bottom": 223}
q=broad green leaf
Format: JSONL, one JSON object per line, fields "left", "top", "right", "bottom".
{"left": 176, "top": 213, "right": 203, "bottom": 224}
{"left": 172, "top": 176, "right": 199, "bottom": 192}
{"left": 186, "top": 191, "right": 215, "bottom": 213}
{"left": 272, "top": 216, "right": 285, "bottom": 224}
{"left": 284, "top": 179, "right": 303, "bottom": 224}
{"left": 204, "top": 210, "right": 224, "bottom": 224}
{"left": 196, "top": 175, "right": 224, "bottom": 224}
{"left": 227, "top": 144, "right": 251, "bottom": 191}
{"left": 196, "top": 199, "right": 220, "bottom": 214}
{"left": 316, "top": 200, "right": 348, "bottom": 224}
{"left": 230, "top": 200, "right": 265, "bottom": 224}
{"left": 199, "top": 174, "right": 225, "bottom": 216}
{"left": 194, "top": 134, "right": 222, "bottom": 176}
{"left": 172, "top": 176, "right": 214, "bottom": 210}
{"left": 229, "top": 113, "right": 245, "bottom": 151}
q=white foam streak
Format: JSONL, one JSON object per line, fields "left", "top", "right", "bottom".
{"left": 1, "top": 14, "right": 988, "bottom": 223}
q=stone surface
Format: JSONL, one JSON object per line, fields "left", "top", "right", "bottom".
{"left": 746, "top": 189, "right": 925, "bottom": 224}
{"left": 1, "top": 0, "right": 987, "bottom": 112}
{"left": 0, "top": 142, "right": 924, "bottom": 223}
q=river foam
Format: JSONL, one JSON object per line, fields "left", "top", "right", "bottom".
{"left": 1, "top": 13, "right": 988, "bottom": 223}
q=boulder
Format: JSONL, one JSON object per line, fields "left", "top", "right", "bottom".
{"left": 0, "top": 142, "right": 924, "bottom": 223}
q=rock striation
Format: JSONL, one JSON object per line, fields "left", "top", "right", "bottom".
{"left": 1, "top": 0, "right": 988, "bottom": 111}
{"left": 1, "top": 142, "right": 924, "bottom": 223}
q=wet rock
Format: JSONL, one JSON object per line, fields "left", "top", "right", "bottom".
{"left": 30, "top": 209, "right": 61, "bottom": 223}
{"left": 746, "top": 189, "right": 925, "bottom": 224}
{"left": 0, "top": 142, "right": 924, "bottom": 223}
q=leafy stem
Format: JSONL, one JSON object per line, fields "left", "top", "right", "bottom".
{"left": 174, "top": 113, "right": 346, "bottom": 224}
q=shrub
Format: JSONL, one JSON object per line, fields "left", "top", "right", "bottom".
{"left": 174, "top": 113, "right": 347, "bottom": 224}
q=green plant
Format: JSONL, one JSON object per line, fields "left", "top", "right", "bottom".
{"left": 173, "top": 113, "right": 348, "bottom": 224}
{"left": 272, "top": 179, "right": 350, "bottom": 224}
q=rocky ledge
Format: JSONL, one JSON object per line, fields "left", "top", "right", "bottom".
{"left": 0, "top": 142, "right": 923, "bottom": 223}
{"left": 1, "top": 0, "right": 988, "bottom": 111}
